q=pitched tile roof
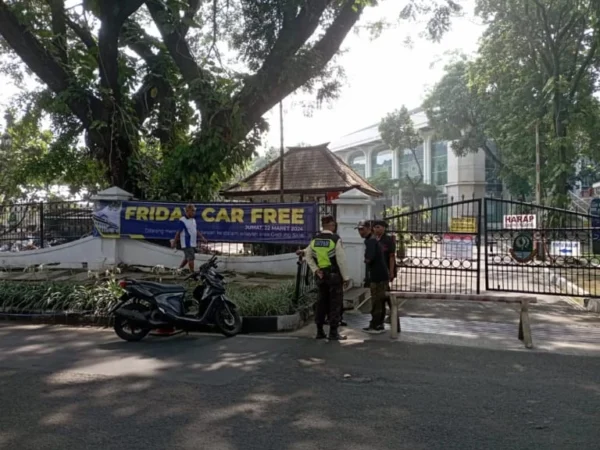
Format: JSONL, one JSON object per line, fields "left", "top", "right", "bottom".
{"left": 222, "top": 144, "right": 382, "bottom": 197}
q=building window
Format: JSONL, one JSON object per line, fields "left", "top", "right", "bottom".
{"left": 348, "top": 151, "right": 366, "bottom": 177}
{"left": 371, "top": 149, "right": 393, "bottom": 177}
{"left": 398, "top": 145, "right": 423, "bottom": 180}
{"left": 431, "top": 142, "right": 447, "bottom": 186}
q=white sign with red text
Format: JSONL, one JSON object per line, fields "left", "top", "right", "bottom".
{"left": 503, "top": 214, "right": 537, "bottom": 229}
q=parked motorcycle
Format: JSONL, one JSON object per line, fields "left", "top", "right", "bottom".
{"left": 111, "top": 255, "right": 243, "bottom": 341}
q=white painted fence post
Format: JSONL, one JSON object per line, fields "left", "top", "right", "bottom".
{"left": 90, "top": 186, "right": 134, "bottom": 269}
{"left": 333, "top": 189, "right": 376, "bottom": 288}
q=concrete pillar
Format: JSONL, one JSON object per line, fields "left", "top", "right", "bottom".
{"left": 445, "top": 146, "right": 487, "bottom": 202}
{"left": 365, "top": 147, "right": 372, "bottom": 178}
{"left": 391, "top": 148, "right": 398, "bottom": 180}
{"left": 333, "top": 188, "right": 375, "bottom": 287}
{"left": 422, "top": 133, "right": 432, "bottom": 185}
{"left": 90, "top": 186, "right": 134, "bottom": 268}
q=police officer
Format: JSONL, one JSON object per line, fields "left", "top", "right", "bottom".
{"left": 296, "top": 225, "right": 347, "bottom": 327}
{"left": 305, "top": 215, "right": 350, "bottom": 340}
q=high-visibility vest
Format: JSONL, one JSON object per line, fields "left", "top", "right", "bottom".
{"left": 309, "top": 232, "right": 340, "bottom": 270}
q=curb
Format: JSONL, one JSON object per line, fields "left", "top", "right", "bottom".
{"left": 390, "top": 292, "right": 538, "bottom": 303}
{"left": 0, "top": 311, "right": 310, "bottom": 334}
{"left": 242, "top": 312, "right": 308, "bottom": 333}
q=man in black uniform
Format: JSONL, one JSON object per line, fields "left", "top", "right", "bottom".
{"left": 373, "top": 220, "right": 397, "bottom": 326}
{"left": 356, "top": 220, "right": 389, "bottom": 334}
{"left": 304, "top": 215, "right": 350, "bottom": 340}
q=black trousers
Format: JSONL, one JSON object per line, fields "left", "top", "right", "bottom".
{"left": 315, "top": 273, "right": 343, "bottom": 328}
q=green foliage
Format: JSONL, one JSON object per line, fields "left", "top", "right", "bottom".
{"left": 368, "top": 170, "right": 398, "bottom": 199}
{"left": 0, "top": 280, "right": 123, "bottom": 315}
{"left": 0, "top": 0, "right": 461, "bottom": 200}
{"left": 424, "top": 0, "right": 600, "bottom": 207}
{"left": 379, "top": 106, "right": 439, "bottom": 208}
{"left": 227, "top": 281, "right": 313, "bottom": 316}
{"left": 0, "top": 279, "right": 308, "bottom": 317}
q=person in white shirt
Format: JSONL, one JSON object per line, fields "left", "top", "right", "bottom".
{"left": 171, "top": 204, "right": 207, "bottom": 272}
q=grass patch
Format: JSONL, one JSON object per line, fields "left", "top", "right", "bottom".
{"left": 0, "top": 279, "right": 314, "bottom": 317}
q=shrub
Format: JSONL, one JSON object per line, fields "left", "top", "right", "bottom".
{"left": 0, "top": 279, "right": 310, "bottom": 317}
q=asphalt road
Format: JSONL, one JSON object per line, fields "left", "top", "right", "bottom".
{"left": 1, "top": 324, "right": 599, "bottom": 450}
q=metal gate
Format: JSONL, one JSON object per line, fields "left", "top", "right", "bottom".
{"left": 385, "top": 199, "right": 482, "bottom": 294}
{"left": 484, "top": 198, "right": 600, "bottom": 298}
{"left": 384, "top": 198, "right": 600, "bottom": 298}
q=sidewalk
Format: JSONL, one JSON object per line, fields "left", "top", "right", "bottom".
{"left": 292, "top": 298, "right": 600, "bottom": 357}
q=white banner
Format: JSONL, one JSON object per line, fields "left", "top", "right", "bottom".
{"left": 503, "top": 214, "right": 536, "bottom": 229}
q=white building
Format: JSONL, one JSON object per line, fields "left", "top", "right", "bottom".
{"left": 328, "top": 109, "right": 503, "bottom": 205}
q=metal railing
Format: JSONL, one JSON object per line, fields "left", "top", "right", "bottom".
{"left": 294, "top": 256, "right": 316, "bottom": 306}
{"left": 0, "top": 201, "right": 93, "bottom": 251}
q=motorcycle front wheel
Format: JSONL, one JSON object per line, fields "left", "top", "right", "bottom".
{"left": 114, "top": 303, "right": 151, "bottom": 342}
{"left": 215, "top": 305, "right": 243, "bottom": 337}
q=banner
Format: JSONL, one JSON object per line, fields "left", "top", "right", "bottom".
{"left": 93, "top": 201, "right": 318, "bottom": 244}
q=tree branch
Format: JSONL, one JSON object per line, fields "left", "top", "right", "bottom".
{"left": 46, "top": 0, "right": 68, "bottom": 64}
{"left": 237, "top": 0, "right": 365, "bottom": 124}
{"left": 145, "top": 0, "right": 213, "bottom": 113}
{"left": 96, "top": 0, "right": 145, "bottom": 100}
{"left": 568, "top": 36, "right": 599, "bottom": 101}
{"left": 0, "top": 0, "right": 96, "bottom": 126}
{"left": 66, "top": 16, "right": 97, "bottom": 50}
{"left": 119, "top": 21, "right": 175, "bottom": 125}
{"left": 180, "top": 0, "right": 201, "bottom": 37}
{"left": 121, "top": 20, "right": 161, "bottom": 63}
{"left": 115, "top": 0, "right": 146, "bottom": 24}
{"left": 260, "top": 0, "right": 331, "bottom": 74}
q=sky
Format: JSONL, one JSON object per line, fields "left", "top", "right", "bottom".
{"left": 264, "top": 0, "right": 485, "bottom": 152}
{"left": 0, "top": 0, "right": 485, "bottom": 156}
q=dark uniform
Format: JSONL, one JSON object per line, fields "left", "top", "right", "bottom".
{"left": 309, "top": 231, "right": 345, "bottom": 340}
{"left": 377, "top": 230, "right": 396, "bottom": 324}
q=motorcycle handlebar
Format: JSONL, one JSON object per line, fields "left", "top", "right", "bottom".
{"left": 184, "top": 255, "right": 219, "bottom": 281}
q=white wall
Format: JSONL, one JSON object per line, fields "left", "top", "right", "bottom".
{"left": 0, "top": 237, "right": 300, "bottom": 275}
{"left": 0, "top": 237, "right": 105, "bottom": 270}
{"left": 118, "top": 239, "right": 299, "bottom": 275}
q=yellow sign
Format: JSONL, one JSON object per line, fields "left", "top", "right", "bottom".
{"left": 450, "top": 217, "right": 477, "bottom": 233}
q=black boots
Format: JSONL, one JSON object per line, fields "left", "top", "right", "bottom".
{"left": 315, "top": 327, "right": 327, "bottom": 339}
{"left": 328, "top": 327, "right": 347, "bottom": 341}
{"left": 316, "top": 326, "right": 346, "bottom": 340}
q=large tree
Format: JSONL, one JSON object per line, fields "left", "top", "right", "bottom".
{"left": 423, "top": 58, "right": 531, "bottom": 197}
{"left": 0, "top": 0, "right": 461, "bottom": 200}
{"left": 472, "top": 0, "right": 600, "bottom": 206}
{"left": 423, "top": 0, "right": 600, "bottom": 206}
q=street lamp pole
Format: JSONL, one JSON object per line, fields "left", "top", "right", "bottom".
{"left": 535, "top": 122, "right": 541, "bottom": 205}
{"left": 279, "top": 101, "right": 285, "bottom": 202}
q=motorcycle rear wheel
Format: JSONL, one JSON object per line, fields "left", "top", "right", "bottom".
{"left": 114, "top": 303, "right": 151, "bottom": 342}
{"left": 215, "top": 305, "right": 243, "bottom": 337}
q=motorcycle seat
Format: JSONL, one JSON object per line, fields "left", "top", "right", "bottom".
{"left": 137, "top": 281, "right": 186, "bottom": 293}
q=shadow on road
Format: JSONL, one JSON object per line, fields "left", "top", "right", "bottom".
{"left": 1, "top": 324, "right": 600, "bottom": 450}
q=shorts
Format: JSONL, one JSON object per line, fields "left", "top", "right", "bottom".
{"left": 182, "top": 247, "right": 196, "bottom": 261}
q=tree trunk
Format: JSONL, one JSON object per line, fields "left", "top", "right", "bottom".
{"left": 552, "top": 83, "right": 569, "bottom": 211}
{"left": 86, "top": 111, "right": 137, "bottom": 194}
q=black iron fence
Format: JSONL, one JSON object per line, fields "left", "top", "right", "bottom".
{"left": 384, "top": 199, "right": 482, "bottom": 295}
{"left": 0, "top": 201, "right": 93, "bottom": 251}
{"left": 294, "top": 257, "right": 316, "bottom": 305}
{"left": 484, "top": 198, "right": 600, "bottom": 297}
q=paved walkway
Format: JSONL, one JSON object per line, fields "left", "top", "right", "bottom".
{"left": 295, "top": 299, "right": 600, "bottom": 356}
